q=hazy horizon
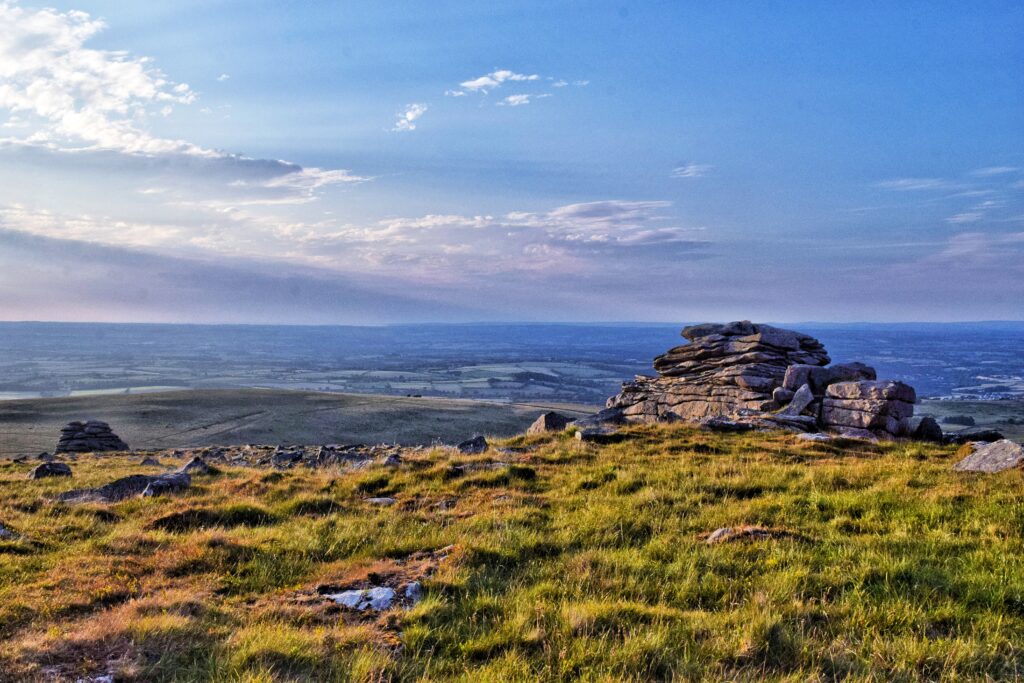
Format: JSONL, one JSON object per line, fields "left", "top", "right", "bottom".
{"left": 1, "top": 1, "right": 1022, "bottom": 323}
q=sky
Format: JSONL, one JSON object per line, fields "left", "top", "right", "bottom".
{"left": 0, "top": 0, "right": 1022, "bottom": 324}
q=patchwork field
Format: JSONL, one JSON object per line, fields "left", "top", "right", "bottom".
{"left": 0, "top": 389, "right": 597, "bottom": 458}
{"left": 0, "top": 424, "right": 1021, "bottom": 681}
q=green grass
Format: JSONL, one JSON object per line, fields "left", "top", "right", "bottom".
{"left": 0, "top": 424, "right": 1022, "bottom": 681}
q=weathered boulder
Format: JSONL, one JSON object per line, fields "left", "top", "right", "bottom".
{"left": 573, "top": 407, "right": 626, "bottom": 429}
{"left": 953, "top": 440, "right": 1024, "bottom": 473}
{"left": 456, "top": 436, "right": 488, "bottom": 454}
{"left": 57, "top": 472, "right": 190, "bottom": 503}
{"left": 179, "top": 457, "right": 215, "bottom": 475}
{"left": 772, "top": 387, "right": 795, "bottom": 405}
{"left": 778, "top": 384, "right": 815, "bottom": 417}
{"left": 783, "top": 362, "right": 876, "bottom": 395}
{"left": 28, "top": 462, "right": 72, "bottom": 479}
{"left": 54, "top": 420, "right": 129, "bottom": 454}
{"left": 821, "top": 381, "right": 916, "bottom": 439}
{"left": 527, "top": 411, "right": 574, "bottom": 435}
{"left": 575, "top": 425, "right": 620, "bottom": 442}
{"left": 0, "top": 521, "right": 19, "bottom": 540}
{"left": 141, "top": 472, "right": 192, "bottom": 497}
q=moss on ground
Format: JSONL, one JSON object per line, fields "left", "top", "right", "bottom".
{"left": 0, "top": 424, "right": 1021, "bottom": 681}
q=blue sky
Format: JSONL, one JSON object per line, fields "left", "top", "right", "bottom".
{"left": 0, "top": 0, "right": 1021, "bottom": 323}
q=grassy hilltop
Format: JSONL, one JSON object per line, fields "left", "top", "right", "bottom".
{"left": 1, "top": 424, "right": 1022, "bottom": 681}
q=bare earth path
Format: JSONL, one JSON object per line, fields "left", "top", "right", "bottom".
{"left": 0, "top": 389, "right": 597, "bottom": 457}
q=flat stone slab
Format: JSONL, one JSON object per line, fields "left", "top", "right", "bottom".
{"left": 954, "top": 440, "right": 1024, "bottom": 473}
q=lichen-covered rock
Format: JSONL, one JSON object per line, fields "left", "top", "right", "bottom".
{"left": 953, "top": 440, "right": 1024, "bottom": 473}
{"left": 527, "top": 411, "right": 574, "bottom": 435}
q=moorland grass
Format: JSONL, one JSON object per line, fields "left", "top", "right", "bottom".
{"left": 0, "top": 424, "right": 1021, "bottom": 681}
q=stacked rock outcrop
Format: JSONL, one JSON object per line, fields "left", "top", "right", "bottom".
{"left": 608, "top": 321, "right": 830, "bottom": 422}
{"left": 54, "top": 420, "right": 129, "bottom": 454}
{"left": 821, "top": 380, "right": 916, "bottom": 440}
{"left": 607, "top": 321, "right": 922, "bottom": 441}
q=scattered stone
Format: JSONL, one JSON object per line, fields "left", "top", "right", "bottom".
{"left": 403, "top": 580, "right": 423, "bottom": 602}
{"left": 942, "top": 415, "right": 976, "bottom": 427}
{"left": 456, "top": 435, "right": 488, "bottom": 454}
{"left": 57, "top": 473, "right": 190, "bottom": 504}
{"left": 327, "top": 586, "right": 398, "bottom": 611}
{"left": 911, "top": 416, "right": 944, "bottom": 443}
{"left": 35, "top": 452, "right": 55, "bottom": 462}
{"left": 28, "top": 462, "right": 72, "bottom": 479}
{"left": 178, "top": 456, "right": 215, "bottom": 475}
{"left": 575, "top": 425, "right": 619, "bottom": 442}
{"left": 778, "top": 383, "right": 814, "bottom": 417}
{"left": 573, "top": 407, "right": 627, "bottom": 429}
{"left": 364, "top": 497, "right": 397, "bottom": 506}
{"left": 704, "top": 525, "right": 806, "bottom": 544}
{"left": 828, "top": 426, "right": 879, "bottom": 442}
{"left": 772, "top": 387, "right": 795, "bottom": 405}
{"left": 54, "top": 420, "right": 129, "bottom": 454}
{"left": 945, "top": 428, "right": 1006, "bottom": 445}
{"left": 138, "top": 456, "right": 163, "bottom": 466}
{"left": 527, "top": 411, "right": 574, "bottom": 435}
{"left": 953, "top": 440, "right": 1024, "bottom": 473}
{"left": 796, "top": 432, "right": 833, "bottom": 442}
{"left": 380, "top": 453, "right": 402, "bottom": 467}
{"left": 141, "top": 472, "right": 192, "bottom": 497}
{"left": 0, "top": 521, "right": 19, "bottom": 540}
{"left": 700, "top": 416, "right": 759, "bottom": 433}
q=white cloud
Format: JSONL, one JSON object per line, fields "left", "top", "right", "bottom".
{"left": 552, "top": 80, "right": 569, "bottom": 87}
{"left": 498, "top": 94, "right": 532, "bottom": 107}
{"left": 875, "top": 178, "right": 954, "bottom": 191}
{"left": 970, "top": 166, "right": 1018, "bottom": 176}
{"left": 0, "top": 3, "right": 365, "bottom": 205}
{"left": 459, "top": 69, "right": 539, "bottom": 93}
{"left": 216, "top": 73, "right": 230, "bottom": 82}
{"left": 0, "top": 1, "right": 206, "bottom": 156}
{"left": 671, "top": 164, "right": 712, "bottom": 178}
{"left": 393, "top": 103, "right": 427, "bottom": 132}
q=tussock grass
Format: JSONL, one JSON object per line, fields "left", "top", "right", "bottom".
{"left": 0, "top": 424, "right": 1022, "bottom": 681}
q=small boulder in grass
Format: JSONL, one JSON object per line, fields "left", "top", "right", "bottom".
{"left": 953, "top": 439, "right": 1024, "bottom": 473}
{"left": 456, "top": 435, "right": 488, "bottom": 454}
{"left": 178, "top": 457, "right": 216, "bottom": 475}
{"left": 527, "top": 411, "right": 574, "bottom": 435}
{"left": 28, "top": 462, "right": 72, "bottom": 479}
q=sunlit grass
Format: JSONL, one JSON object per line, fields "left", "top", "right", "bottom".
{"left": 1, "top": 424, "right": 1021, "bottom": 680}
